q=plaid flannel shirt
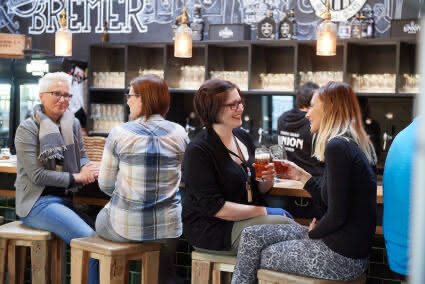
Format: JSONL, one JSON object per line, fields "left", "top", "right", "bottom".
{"left": 98, "top": 115, "right": 189, "bottom": 240}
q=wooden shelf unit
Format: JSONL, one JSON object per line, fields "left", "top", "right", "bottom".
{"left": 87, "top": 39, "right": 417, "bottom": 135}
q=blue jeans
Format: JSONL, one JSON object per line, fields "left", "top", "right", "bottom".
{"left": 20, "top": 196, "right": 99, "bottom": 284}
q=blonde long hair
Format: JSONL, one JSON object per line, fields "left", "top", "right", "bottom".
{"left": 313, "top": 81, "right": 377, "bottom": 164}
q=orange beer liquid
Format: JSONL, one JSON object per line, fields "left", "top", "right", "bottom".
{"left": 254, "top": 153, "right": 270, "bottom": 180}
{"left": 273, "top": 159, "right": 288, "bottom": 178}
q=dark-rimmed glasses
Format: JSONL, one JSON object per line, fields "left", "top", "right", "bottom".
{"left": 43, "top": 92, "right": 73, "bottom": 101}
{"left": 125, "top": 93, "right": 141, "bottom": 100}
{"left": 223, "top": 100, "right": 244, "bottom": 111}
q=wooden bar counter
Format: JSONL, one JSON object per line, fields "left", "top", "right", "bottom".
{"left": 0, "top": 162, "right": 383, "bottom": 205}
{"left": 0, "top": 160, "right": 17, "bottom": 174}
{"left": 271, "top": 179, "right": 384, "bottom": 204}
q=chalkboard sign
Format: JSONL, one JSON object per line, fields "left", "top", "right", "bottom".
{"left": 0, "top": 0, "right": 421, "bottom": 60}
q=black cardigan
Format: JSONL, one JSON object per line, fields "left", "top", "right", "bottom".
{"left": 305, "top": 137, "right": 377, "bottom": 259}
{"left": 182, "top": 127, "right": 264, "bottom": 251}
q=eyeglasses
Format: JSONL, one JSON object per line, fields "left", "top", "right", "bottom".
{"left": 125, "top": 94, "right": 141, "bottom": 100}
{"left": 223, "top": 100, "right": 244, "bottom": 111}
{"left": 43, "top": 92, "right": 73, "bottom": 101}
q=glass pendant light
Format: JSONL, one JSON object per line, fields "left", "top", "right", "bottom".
{"left": 316, "top": 0, "right": 337, "bottom": 56}
{"left": 55, "top": 10, "right": 72, "bottom": 57}
{"left": 174, "top": 7, "right": 192, "bottom": 58}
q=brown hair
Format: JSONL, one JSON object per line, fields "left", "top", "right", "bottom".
{"left": 129, "top": 75, "right": 170, "bottom": 120}
{"left": 295, "top": 82, "right": 319, "bottom": 109}
{"left": 313, "top": 81, "right": 377, "bottom": 164}
{"left": 194, "top": 79, "right": 242, "bottom": 127}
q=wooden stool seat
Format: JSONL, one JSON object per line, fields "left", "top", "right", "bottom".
{"left": 257, "top": 269, "right": 367, "bottom": 284}
{"left": 71, "top": 235, "right": 161, "bottom": 256}
{"left": 191, "top": 251, "right": 236, "bottom": 284}
{"left": 0, "top": 221, "right": 51, "bottom": 240}
{"left": 0, "top": 221, "right": 64, "bottom": 284}
{"left": 70, "top": 235, "right": 161, "bottom": 284}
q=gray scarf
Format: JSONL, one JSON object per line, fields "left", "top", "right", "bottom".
{"left": 32, "top": 104, "right": 79, "bottom": 175}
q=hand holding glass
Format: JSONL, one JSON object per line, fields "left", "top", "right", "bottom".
{"left": 270, "top": 144, "right": 289, "bottom": 178}
{"left": 254, "top": 147, "right": 271, "bottom": 181}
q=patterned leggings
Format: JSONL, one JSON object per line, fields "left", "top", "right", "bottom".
{"left": 231, "top": 224, "right": 368, "bottom": 284}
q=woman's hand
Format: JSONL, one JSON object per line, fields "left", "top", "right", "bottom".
{"left": 259, "top": 163, "right": 276, "bottom": 183}
{"left": 253, "top": 162, "right": 276, "bottom": 193}
{"left": 85, "top": 162, "right": 100, "bottom": 178}
{"left": 308, "top": 218, "right": 317, "bottom": 232}
{"left": 74, "top": 164, "right": 98, "bottom": 185}
{"left": 279, "top": 160, "right": 312, "bottom": 185}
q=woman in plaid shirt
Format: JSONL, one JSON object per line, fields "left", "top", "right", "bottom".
{"left": 96, "top": 75, "right": 189, "bottom": 283}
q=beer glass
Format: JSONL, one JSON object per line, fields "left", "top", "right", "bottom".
{"left": 254, "top": 147, "right": 271, "bottom": 181}
{"left": 270, "top": 144, "right": 288, "bottom": 178}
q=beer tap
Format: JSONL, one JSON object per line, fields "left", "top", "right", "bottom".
{"left": 185, "top": 117, "right": 195, "bottom": 133}
{"left": 185, "top": 112, "right": 198, "bottom": 138}
{"left": 382, "top": 112, "right": 394, "bottom": 152}
{"left": 241, "top": 115, "right": 251, "bottom": 133}
{"left": 258, "top": 127, "right": 263, "bottom": 145}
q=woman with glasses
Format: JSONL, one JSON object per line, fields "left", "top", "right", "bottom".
{"left": 231, "top": 82, "right": 377, "bottom": 283}
{"left": 182, "top": 79, "right": 294, "bottom": 256}
{"left": 14, "top": 72, "right": 100, "bottom": 284}
{"left": 96, "top": 74, "right": 189, "bottom": 283}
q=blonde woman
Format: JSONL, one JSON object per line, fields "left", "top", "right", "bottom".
{"left": 232, "top": 81, "right": 377, "bottom": 283}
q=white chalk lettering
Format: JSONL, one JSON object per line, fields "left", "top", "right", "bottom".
{"left": 21, "top": 0, "right": 149, "bottom": 34}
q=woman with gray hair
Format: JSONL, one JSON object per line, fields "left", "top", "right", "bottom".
{"left": 14, "top": 72, "right": 99, "bottom": 284}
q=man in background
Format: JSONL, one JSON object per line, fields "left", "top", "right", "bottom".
{"left": 277, "top": 82, "right": 323, "bottom": 176}
{"left": 266, "top": 82, "right": 323, "bottom": 218}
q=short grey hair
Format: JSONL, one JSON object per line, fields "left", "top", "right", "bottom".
{"left": 39, "top": 72, "right": 72, "bottom": 93}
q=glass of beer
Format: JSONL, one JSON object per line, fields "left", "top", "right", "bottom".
{"left": 254, "top": 147, "right": 271, "bottom": 181}
{"left": 270, "top": 144, "right": 288, "bottom": 178}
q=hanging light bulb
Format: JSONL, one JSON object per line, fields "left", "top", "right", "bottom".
{"left": 174, "top": 7, "right": 192, "bottom": 58}
{"left": 55, "top": 10, "right": 72, "bottom": 57}
{"left": 316, "top": 0, "right": 337, "bottom": 56}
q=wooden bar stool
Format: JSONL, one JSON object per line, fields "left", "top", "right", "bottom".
{"left": 191, "top": 251, "right": 236, "bottom": 284}
{"left": 257, "top": 269, "right": 367, "bottom": 284}
{"left": 0, "top": 221, "right": 64, "bottom": 284}
{"left": 70, "top": 235, "right": 161, "bottom": 284}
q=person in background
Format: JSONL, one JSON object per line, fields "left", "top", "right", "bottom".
{"left": 277, "top": 82, "right": 323, "bottom": 176}
{"left": 182, "top": 79, "right": 294, "bottom": 256}
{"left": 358, "top": 97, "right": 381, "bottom": 162}
{"left": 69, "top": 65, "right": 88, "bottom": 134}
{"left": 96, "top": 75, "right": 188, "bottom": 284}
{"left": 14, "top": 72, "right": 99, "bottom": 284}
{"left": 269, "top": 82, "right": 324, "bottom": 218}
{"left": 383, "top": 117, "right": 420, "bottom": 280}
{"left": 232, "top": 81, "right": 377, "bottom": 283}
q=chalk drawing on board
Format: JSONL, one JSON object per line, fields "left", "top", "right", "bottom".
{"left": 199, "top": 0, "right": 224, "bottom": 17}
{"left": 310, "top": 0, "right": 366, "bottom": 21}
{"left": 238, "top": 0, "right": 293, "bottom": 29}
{"left": 373, "top": 2, "right": 391, "bottom": 33}
{"left": 298, "top": 0, "right": 315, "bottom": 13}
{"left": 384, "top": 0, "right": 403, "bottom": 19}
{"left": 0, "top": 1, "right": 19, "bottom": 33}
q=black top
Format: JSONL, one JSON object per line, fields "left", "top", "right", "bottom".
{"left": 182, "top": 127, "right": 264, "bottom": 251}
{"left": 278, "top": 109, "right": 323, "bottom": 177}
{"left": 305, "top": 137, "right": 377, "bottom": 259}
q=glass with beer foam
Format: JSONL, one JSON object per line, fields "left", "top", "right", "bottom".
{"left": 254, "top": 147, "right": 271, "bottom": 181}
{"left": 270, "top": 144, "right": 288, "bottom": 178}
